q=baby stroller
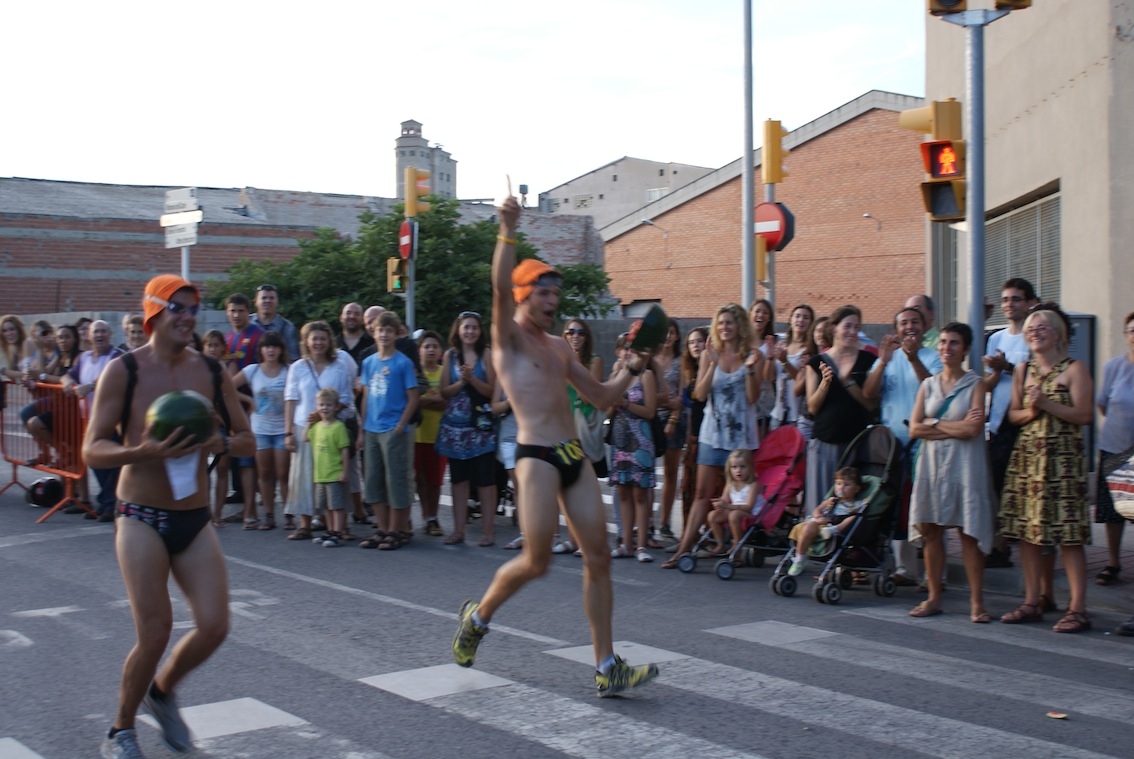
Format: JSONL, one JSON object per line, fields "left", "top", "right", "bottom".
{"left": 769, "top": 424, "right": 901, "bottom": 604}
{"left": 677, "top": 425, "right": 807, "bottom": 576}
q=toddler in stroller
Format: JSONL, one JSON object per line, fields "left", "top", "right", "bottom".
{"left": 706, "top": 449, "right": 767, "bottom": 554}
{"left": 787, "top": 466, "right": 864, "bottom": 575}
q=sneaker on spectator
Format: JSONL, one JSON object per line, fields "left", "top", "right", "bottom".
{"left": 787, "top": 554, "right": 808, "bottom": 576}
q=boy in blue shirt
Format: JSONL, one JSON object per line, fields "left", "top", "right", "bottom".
{"left": 358, "top": 312, "right": 419, "bottom": 550}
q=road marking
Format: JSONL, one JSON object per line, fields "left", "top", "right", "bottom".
{"left": 840, "top": 606, "right": 1134, "bottom": 666}
{"left": 710, "top": 620, "right": 1134, "bottom": 721}
{"left": 545, "top": 640, "right": 691, "bottom": 666}
{"left": 655, "top": 655, "right": 1124, "bottom": 759}
{"left": 137, "top": 697, "right": 305, "bottom": 740}
{"left": 0, "top": 630, "right": 33, "bottom": 650}
{"left": 360, "top": 663, "right": 513, "bottom": 701}
{"left": 364, "top": 675, "right": 765, "bottom": 759}
{"left": 225, "top": 555, "right": 568, "bottom": 646}
{"left": 11, "top": 605, "right": 110, "bottom": 640}
{"left": 0, "top": 526, "right": 107, "bottom": 549}
{"left": 0, "top": 737, "right": 45, "bottom": 758}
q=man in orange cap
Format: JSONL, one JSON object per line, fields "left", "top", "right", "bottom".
{"left": 452, "top": 196, "right": 660, "bottom": 697}
{"left": 85, "top": 274, "right": 254, "bottom": 758}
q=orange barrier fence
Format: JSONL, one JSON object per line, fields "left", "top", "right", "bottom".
{"left": 0, "top": 379, "right": 90, "bottom": 522}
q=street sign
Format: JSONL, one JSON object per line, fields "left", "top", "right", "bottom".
{"left": 398, "top": 219, "right": 417, "bottom": 259}
{"left": 159, "top": 209, "right": 204, "bottom": 227}
{"left": 164, "top": 223, "right": 198, "bottom": 249}
{"left": 754, "top": 201, "right": 795, "bottom": 251}
{"left": 164, "top": 187, "right": 199, "bottom": 214}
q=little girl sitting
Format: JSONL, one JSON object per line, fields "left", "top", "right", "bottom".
{"left": 787, "top": 466, "right": 865, "bottom": 575}
{"left": 706, "top": 449, "right": 765, "bottom": 555}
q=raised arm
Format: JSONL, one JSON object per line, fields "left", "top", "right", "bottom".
{"left": 490, "top": 196, "right": 523, "bottom": 352}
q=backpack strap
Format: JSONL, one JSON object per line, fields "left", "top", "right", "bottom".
{"left": 118, "top": 352, "right": 139, "bottom": 437}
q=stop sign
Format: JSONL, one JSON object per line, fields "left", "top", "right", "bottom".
{"left": 754, "top": 201, "right": 795, "bottom": 251}
{"left": 399, "top": 219, "right": 416, "bottom": 259}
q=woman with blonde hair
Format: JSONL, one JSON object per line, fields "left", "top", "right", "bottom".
{"left": 662, "top": 303, "right": 762, "bottom": 568}
{"left": 999, "top": 304, "right": 1094, "bottom": 632}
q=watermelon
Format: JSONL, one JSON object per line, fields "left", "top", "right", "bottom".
{"left": 628, "top": 303, "right": 670, "bottom": 351}
{"left": 146, "top": 390, "right": 216, "bottom": 444}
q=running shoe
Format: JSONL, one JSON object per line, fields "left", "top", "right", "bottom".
{"left": 452, "top": 600, "right": 489, "bottom": 667}
{"left": 101, "top": 728, "right": 146, "bottom": 759}
{"left": 142, "top": 687, "right": 191, "bottom": 752}
{"left": 595, "top": 656, "right": 659, "bottom": 697}
{"left": 787, "top": 555, "right": 807, "bottom": 576}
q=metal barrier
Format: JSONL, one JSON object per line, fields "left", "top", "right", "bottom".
{"left": 0, "top": 380, "right": 90, "bottom": 522}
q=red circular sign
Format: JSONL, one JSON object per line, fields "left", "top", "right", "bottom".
{"left": 754, "top": 202, "right": 793, "bottom": 251}
{"left": 399, "top": 220, "right": 414, "bottom": 259}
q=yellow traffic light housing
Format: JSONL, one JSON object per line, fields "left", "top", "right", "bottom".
{"left": 387, "top": 257, "right": 407, "bottom": 293}
{"left": 762, "top": 120, "right": 789, "bottom": 184}
{"left": 928, "top": 0, "right": 966, "bottom": 15}
{"left": 404, "top": 167, "right": 431, "bottom": 218}
{"left": 898, "top": 98, "right": 962, "bottom": 141}
{"left": 755, "top": 234, "right": 768, "bottom": 283}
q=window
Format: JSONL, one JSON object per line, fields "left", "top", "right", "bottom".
{"left": 645, "top": 188, "right": 670, "bottom": 202}
{"left": 572, "top": 194, "right": 594, "bottom": 210}
{"left": 659, "top": 169, "right": 665, "bottom": 177}
{"left": 984, "top": 194, "right": 1062, "bottom": 326}
{"left": 598, "top": 194, "right": 604, "bottom": 200}
{"left": 613, "top": 174, "right": 618, "bottom": 182}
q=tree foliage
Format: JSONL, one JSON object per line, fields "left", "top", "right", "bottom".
{"left": 207, "top": 197, "right": 614, "bottom": 334}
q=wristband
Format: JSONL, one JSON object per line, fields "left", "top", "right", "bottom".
{"left": 497, "top": 235, "right": 516, "bottom": 245}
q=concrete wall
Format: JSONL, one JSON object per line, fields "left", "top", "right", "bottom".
{"left": 926, "top": 0, "right": 1134, "bottom": 357}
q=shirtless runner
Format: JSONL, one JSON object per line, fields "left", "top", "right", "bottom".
{"left": 452, "top": 196, "right": 659, "bottom": 696}
{"left": 86, "top": 275, "right": 254, "bottom": 758}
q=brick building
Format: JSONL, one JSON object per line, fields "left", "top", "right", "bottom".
{"left": 0, "top": 179, "right": 602, "bottom": 314}
{"left": 600, "top": 90, "right": 929, "bottom": 329}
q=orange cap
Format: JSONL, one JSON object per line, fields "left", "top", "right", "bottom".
{"left": 512, "top": 259, "right": 562, "bottom": 304}
{"left": 142, "top": 274, "right": 199, "bottom": 335}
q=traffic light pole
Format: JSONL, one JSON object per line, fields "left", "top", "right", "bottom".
{"left": 740, "top": 0, "right": 755, "bottom": 309}
{"left": 764, "top": 182, "right": 775, "bottom": 306}
{"left": 941, "top": 8, "right": 1008, "bottom": 369}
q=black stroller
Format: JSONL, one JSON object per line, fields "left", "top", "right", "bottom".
{"left": 769, "top": 425, "right": 901, "bottom": 604}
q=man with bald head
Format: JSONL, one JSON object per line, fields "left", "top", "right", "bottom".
{"left": 337, "top": 302, "right": 375, "bottom": 366}
{"left": 63, "top": 319, "right": 124, "bottom": 521}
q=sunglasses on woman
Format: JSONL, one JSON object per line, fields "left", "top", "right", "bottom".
{"left": 564, "top": 328, "right": 586, "bottom": 336}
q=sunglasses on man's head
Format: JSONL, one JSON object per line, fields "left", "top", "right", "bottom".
{"left": 146, "top": 294, "right": 200, "bottom": 316}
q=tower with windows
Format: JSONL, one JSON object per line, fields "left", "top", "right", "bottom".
{"left": 395, "top": 120, "right": 456, "bottom": 200}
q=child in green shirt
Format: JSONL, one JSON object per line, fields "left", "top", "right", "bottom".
{"left": 304, "top": 387, "right": 351, "bottom": 547}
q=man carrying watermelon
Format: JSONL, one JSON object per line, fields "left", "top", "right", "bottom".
{"left": 452, "top": 193, "right": 659, "bottom": 698}
{"left": 84, "top": 274, "right": 254, "bottom": 759}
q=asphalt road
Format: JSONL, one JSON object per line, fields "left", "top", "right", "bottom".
{"left": 2, "top": 475, "right": 1133, "bottom": 759}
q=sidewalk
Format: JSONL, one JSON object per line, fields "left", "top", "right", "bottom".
{"left": 944, "top": 521, "right": 1134, "bottom": 616}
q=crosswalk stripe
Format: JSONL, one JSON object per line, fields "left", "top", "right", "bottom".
{"left": 0, "top": 738, "right": 45, "bottom": 759}
{"left": 657, "top": 656, "right": 1123, "bottom": 759}
{"left": 225, "top": 555, "right": 569, "bottom": 647}
{"left": 709, "top": 620, "right": 1134, "bottom": 721}
{"left": 362, "top": 668, "right": 765, "bottom": 759}
{"left": 137, "top": 697, "right": 305, "bottom": 741}
{"left": 0, "top": 526, "right": 106, "bottom": 549}
{"left": 839, "top": 606, "right": 1134, "bottom": 667}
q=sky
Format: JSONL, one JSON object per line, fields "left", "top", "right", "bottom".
{"left": 2, "top": 1, "right": 925, "bottom": 202}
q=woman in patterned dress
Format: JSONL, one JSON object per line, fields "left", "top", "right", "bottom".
{"left": 608, "top": 333, "right": 657, "bottom": 562}
{"left": 999, "top": 305, "right": 1094, "bottom": 633}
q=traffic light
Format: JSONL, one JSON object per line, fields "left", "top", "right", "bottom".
{"left": 386, "top": 257, "right": 407, "bottom": 293}
{"left": 899, "top": 98, "right": 966, "bottom": 221}
{"left": 762, "top": 120, "right": 789, "bottom": 184}
{"left": 994, "top": 1, "right": 1030, "bottom": 9}
{"left": 404, "top": 167, "right": 431, "bottom": 218}
{"left": 928, "top": 0, "right": 966, "bottom": 15}
{"left": 919, "top": 139, "right": 966, "bottom": 221}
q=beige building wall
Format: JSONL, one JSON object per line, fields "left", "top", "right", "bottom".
{"left": 926, "top": 0, "right": 1134, "bottom": 358}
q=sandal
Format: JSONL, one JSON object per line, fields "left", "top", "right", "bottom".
{"left": 377, "top": 532, "right": 409, "bottom": 551}
{"left": 478, "top": 536, "right": 496, "bottom": 548}
{"left": 259, "top": 514, "right": 276, "bottom": 530}
{"left": 242, "top": 518, "right": 260, "bottom": 530}
{"left": 970, "top": 609, "right": 992, "bottom": 624}
{"left": 425, "top": 520, "right": 444, "bottom": 536}
{"left": 1053, "top": 610, "right": 1091, "bottom": 634}
{"left": 287, "top": 529, "right": 312, "bottom": 541}
{"left": 443, "top": 533, "right": 465, "bottom": 545}
{"left": 1000, "top": 602, "right": 1044, "bottom": 624}
{"left": 611, "top": 545, "right": 631, "bottom": 558}
{"left": 359, "top": 531, "right": 390, "bottom": 549}
{"left": 283, "top": 515, "right": 296, "bottom": 532}
{"left": 211, "top": 519, "right": 226, "bottom": 528}
{"left": 908, "top": 602, "right": 943, "bottom": 618}
{"left": 503, "top": 535, "right": 525, "bottom": 550}
{"left": 1095, "top": 565, "right": 1121, "bottom": 586}
{"left": 661, "top": 555, "right": 683, "bottom": 569}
